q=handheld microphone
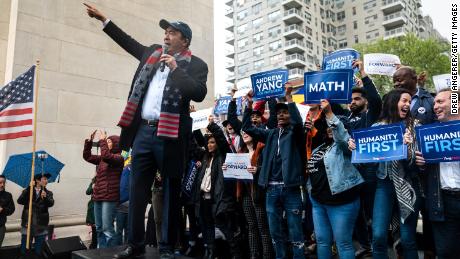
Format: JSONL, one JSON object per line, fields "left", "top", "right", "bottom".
{"left": 160, "top": 45, "right": 169, "bottom": 72}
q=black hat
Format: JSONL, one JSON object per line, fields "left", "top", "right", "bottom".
{"left": 222, "top": 120, "right": 230, "bottom": 127}
{"left": 275, "top": 103, "right": 289, "bottom": 113}
{"left": 159, "top": 19, "right": 192, "bottom": 42}
{"left": 250, "top": 110, "right": 262, "bottom": 117}
{"left": 34, "top": 173, "right": 51, "bottom": 181}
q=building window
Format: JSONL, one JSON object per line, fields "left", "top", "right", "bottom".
{"left": 253, "top": 31, "right": 263, "bottom": 43}
{"left": 253, "top": 46, "right": 264, "bottom": 56}
{"left": 253, "top": 17, "right": 263, "bottom": 28}
{"left": 269, "top": 53, "right": 283, "bottom": 64}
{"left": 238, "top": 63, "right": 251, "bottom": 75}
{"left": 237, "top": 37, "right": 249, "bottom": 48}
{"left": 268, "top": 10, "right": 281, "bottom": 21}
{"left": 338, "top": 40, "right": 347, "bottom": 48}
{"left": 363, "top": 0, "right": 376, "bottom": 10}
{"left": 268, "top": 25, "right": 281, "bottom": 37}
{"left": 305, "top": 11, "right": 312, "bottom": 22}
{"left": 321, "top": 22, "right": 326, "bottom": 33}
{"left": 354, "top": 35, "right": 359, "bottom": 44}
{"left": 305, "top": 26, "right": 313, "bottom": 36}
{"left": 238, "top": 50, "right": 249, "bottom": 61}
{"left": 237, "top": 23, "right": 249, "bottom": 34}
{"left": 254, "top": 59, "right": 265, "bottom": 69}
{"left": 337, "top": 24, "right": 346, "bottom": 34}
{"left": 237, "top": 9, "right": 249, "bottom": 20}
{"left": 252, "top": 3, "right": 262, "bottom": 14}
{"left": 269, "top": 40, "right": 282, "bottom": 51}
{"left": 337, "top": 11, "right": 345, "bottom": 21}
{"left": 306, "top": 40, "right": 313, "bottom": 50}
{"left": 237, "top": 0, "right": 247, "bottom": 7}
{"left": 353, "top": 21, "right": 358, "bottom": 29}
{"left": 267, "top": 0, "right": 281, "bottom": 7}
{"left": 352, "top": 7, "right": 356, "bottom": 15}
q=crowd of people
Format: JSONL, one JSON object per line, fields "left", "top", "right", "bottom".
{"left": 80, "top": 63, "right": 458, "bottom": 259}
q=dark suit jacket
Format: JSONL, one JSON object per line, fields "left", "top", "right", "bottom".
{"left": 103, "top": 21, "right": 208, "bottom": 178}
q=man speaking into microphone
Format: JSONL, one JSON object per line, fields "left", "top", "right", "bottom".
{"left": 84, "top": 3, "right": 208, "bottom": 259}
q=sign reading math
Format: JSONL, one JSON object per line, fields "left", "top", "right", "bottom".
{"left": 416, "top": 120, "right": 460, "bottom": 163}
{"left": 303, "top": 69, "right": 354, "bottom": 104}
{"left": 224, "top": 153, "right": 253, "bottom": 180}
{"left": 323, "top": 49, "right": 360, "bottom": 71}
{"left": 352, "top": 123, "right": 407, "bottom": 163}
{"left": 251, "top": 69, "right": 288, "bottom": 100}
{"left": 214, "top": 96, "right": 243, "bottom": 115}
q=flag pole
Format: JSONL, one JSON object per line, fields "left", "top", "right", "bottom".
{"left": 26, "top": 60, "right": 40, "bottom": 250}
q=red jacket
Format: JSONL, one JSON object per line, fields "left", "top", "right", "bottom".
{"left": 83, "top": 136, "right": 123, "bottom": 201}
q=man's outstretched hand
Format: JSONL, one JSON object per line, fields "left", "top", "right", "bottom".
{"left": 84, "top": 3, "right": 107, "bottom": 22}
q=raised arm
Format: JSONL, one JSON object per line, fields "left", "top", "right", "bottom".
{"left": 227, "top": 92, "right": 242, "bottom": 133}
{"left": 84, "top": 3, "right": 147, "bottom": 60}
{"left": 242, "top": 95, "right": 269, "bottom": 142}
{"left": 322, "top": 100, "right": 350, "bottom": 153}
{"left": 207, "top": 122, "right": 231, "bottom": 155}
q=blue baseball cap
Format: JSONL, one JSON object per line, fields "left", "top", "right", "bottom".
{"left": 159, "top": 19, "right": 192, "bottom": 43}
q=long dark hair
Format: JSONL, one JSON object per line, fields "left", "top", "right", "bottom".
{"left": 379, "top": 88, "right": 412, "bottom": 125}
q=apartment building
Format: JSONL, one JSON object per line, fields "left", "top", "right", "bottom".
{"left": 224, "top": 0, "right": 442, "bottom": 89}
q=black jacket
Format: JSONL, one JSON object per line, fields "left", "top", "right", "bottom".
{"left": 192, "top": 122, "right": 233, "bottom": 217}
{"left": 411, "top": 87, "right": 436, "bottom": 125}
{"left": 103, "top": 21, "right": 208, "bottom": 179}
{"left": 243, "top": 103, "right": 306, "bottom": 188}
{"left": 0, "top": 190, "right": 15, "bottom": 227}
{"left": 17, "top": 187, "right": 54, "bottom": 233}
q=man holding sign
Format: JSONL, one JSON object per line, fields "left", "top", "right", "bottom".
{"left": 242, "top": 86, "right": 306, "bottom": 259}
{"left": 303, "top": 69, "right": 354, "bottom": 104}
{"left": 415, "top": 89, "right": 460, "bottom": 258}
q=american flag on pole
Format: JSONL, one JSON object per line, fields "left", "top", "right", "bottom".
{"left": 0, "top": 66, "right": 35, "bottom": 140}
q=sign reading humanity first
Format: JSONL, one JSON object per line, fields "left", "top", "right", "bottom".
{"left": 251, "top": 69, "right": 288, "bottom": 100}
{"left": 323, "top": 49, "right": 360, "bottom": 71}
{"left": 416, "top": 120, "right": 460, "bottom": 163}
{"left": 351, "top": 123, "right": 407, "bottom": 163}
{"left": 303, "top": 69, "right": 354, "bottom": 104}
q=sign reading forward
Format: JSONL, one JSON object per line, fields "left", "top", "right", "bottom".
{"left": 224, "top": 153, "right": 253, "bottom": 180}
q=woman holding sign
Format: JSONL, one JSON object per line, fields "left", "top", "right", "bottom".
{"left": 306, "top": 99, "right": 364, "bottom": 259}
{"left": 349, "top": 88, "right": 421, "bottom": 259}
{"left": 191, "top": 119, "right": 241, "bottom": 259}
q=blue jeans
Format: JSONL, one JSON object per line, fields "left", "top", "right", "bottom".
{"left": 310, "top": 196, "right": 360, "bottom": 259}
{"left": 372, "top": 177, "right": 420, "bottom": 259}
{"left": 21, "top": 234, "right": 46, "bottom": 255}
{"left": 431, "top": 190, "right": 460, "bottom": 259}
{"left": 266, "top": 185, "right": 304, "bottom": 259}
{"left": 94, "top": 201, "right": 117, "bottom": 248}
{"left": 115, "top": 210, "right": 129, "bottom": 245}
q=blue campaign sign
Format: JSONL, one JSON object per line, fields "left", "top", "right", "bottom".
{"left": 214, "top": 96, "right": 243, "bottom": 115}
{"left": 303, "top": 69, "right": 354, "bottom": 104}
{"left": 416, "top": 120, "right": 460, "bottom": 163}
{"left": 322, "top": 49, "right": 360, "bottom": 71}
{"left": 251, "top": 69, "right": 288, "bottom": 100}
{"left": 352, "top": 123, "right": 407, "bottom": 163}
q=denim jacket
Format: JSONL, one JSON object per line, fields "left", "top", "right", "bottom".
{"left": 308, "top": 115, "right": 364, "bottom": 195}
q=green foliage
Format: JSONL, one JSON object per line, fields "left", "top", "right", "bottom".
{"left": 353, "top": 33, "right": 450, "bottom": 94}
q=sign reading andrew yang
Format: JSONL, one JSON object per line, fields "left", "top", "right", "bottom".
{"left": 322, "top": 49, "right": 360, "bottom": 71}
{"left": 303, "top": 69, "right": 354, "bottom": 104}
{"left": 416, "top": 120, "right": 460, "bottom": 163}
{"left": 251, "top": 69, "right": 288, "bottom": 100}
{"left": 351, "top": 123, "right": 407, "bottom": 163}
{"left": 214, "top": 96, "right": 243, "bottom": 115}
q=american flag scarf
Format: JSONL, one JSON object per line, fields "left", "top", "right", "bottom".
{"left": 118, "top": 47, "right": 191, "bottom": 139}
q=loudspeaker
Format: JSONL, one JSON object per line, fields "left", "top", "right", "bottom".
{"left": 42, "top": 236, "right": 87, "bottom": 259}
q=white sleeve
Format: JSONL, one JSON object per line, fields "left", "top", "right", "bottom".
{"left": 102, "top": 19, "right": 111, "bottom": 28}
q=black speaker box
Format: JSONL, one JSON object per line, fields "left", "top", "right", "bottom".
{"left": 42, "top": 236, "right": 86, "bottom": 259}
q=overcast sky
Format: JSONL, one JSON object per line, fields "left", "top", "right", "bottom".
{"left": 213, "top": 0, "right": 454, "bottom": 96}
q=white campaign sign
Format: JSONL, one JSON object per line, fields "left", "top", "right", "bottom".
{"left": 364, "top": 53, "right": 401, "bottom": 76}
{"left": 296, "top": 103, "right": 310, "bottom": 124}
{"left": 432, "top": 74, "right": 451, "bottom": 92}
{"left": 234, "top": 77, "right": 252, "bottom": 98}
{"left": 191, "top": 108, "right": 213, "bottom": 131}
{"left": 224, "top": 153, "right": 252, "bottom": 180}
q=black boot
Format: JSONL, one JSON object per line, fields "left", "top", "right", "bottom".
{"left": 203, "top": 245, "right": 214, "bottom": 259}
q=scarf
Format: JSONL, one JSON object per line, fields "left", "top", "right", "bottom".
{"left": 117, "top": 47, "right": 192, "bottom": 139}
{"left": 389, "top": 118, "right": 419, "bottom": 224}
